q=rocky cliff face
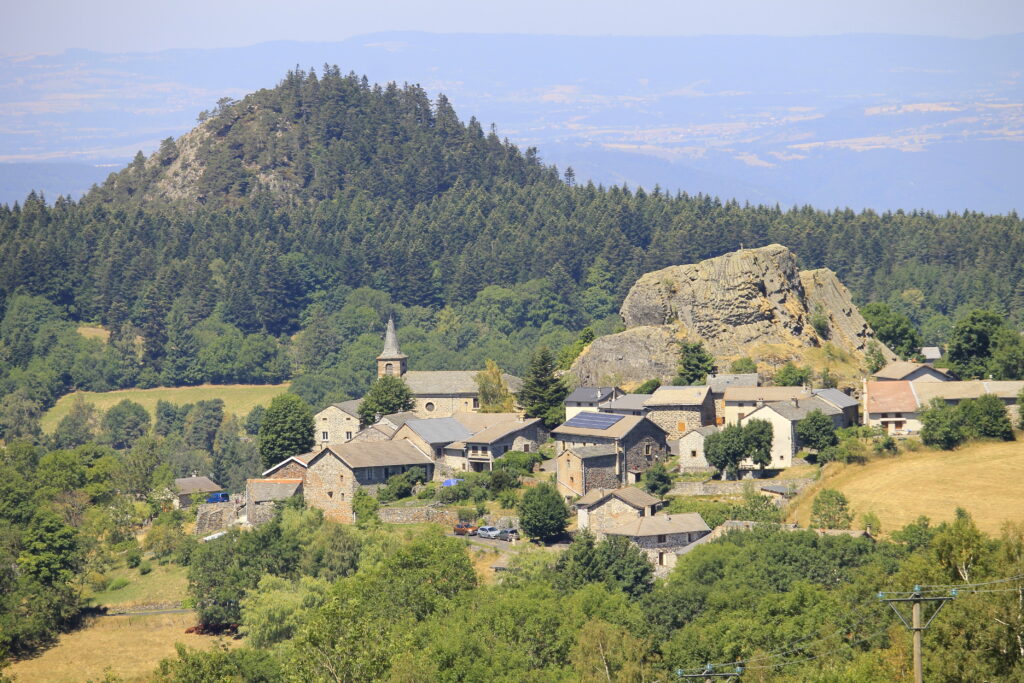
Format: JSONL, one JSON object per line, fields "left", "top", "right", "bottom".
{"left": 572, "top": 245, "right": 891, "bottom": 386}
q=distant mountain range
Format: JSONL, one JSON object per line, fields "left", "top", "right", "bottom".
{"left": 1, "top": 32, "right": 1022, "bottom": 211}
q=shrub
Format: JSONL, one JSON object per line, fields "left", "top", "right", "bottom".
{"left": 497, "top": 489, "right": 519, "bottom": 509}
{"left": 125, "top": 547, "right": 142, "bottom": 568}
{"left": 456, "top": 507, "right": 477, "bottom": 522}
{"left": 139, "top": 560, "right": 152, "bottom": 575}
{"left": 903, "top": 438, "right": 923, "bottom": 452}
{"left": 108, "top": 577, "right": 130, "bottom": 591}
{"left": 417, "top": 483, "right": 437, "bottom": 500}
{"left": 493, "top": 451, "right": 543, "bottom": 474}
{"left": 86, "top": 571, "right": 110, "bottom": 592}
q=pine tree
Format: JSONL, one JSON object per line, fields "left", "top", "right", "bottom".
{"left": 673, "top": 340, "right": 715, "bottom": 386}
{"left": 517, "top": 348, "right": 568, "bottom": 429}
{"left": 161, "top": 307, "right": 204, "bottom": 387}
{"left": 474, "top": 359, "right": 514, "bottom": 412}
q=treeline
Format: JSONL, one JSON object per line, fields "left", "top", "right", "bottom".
{"left": 1, "top": 68, "right": 1023, "bottom": 410}
{"left": 155, "top": 502, "right": 1024, "bottom": 681}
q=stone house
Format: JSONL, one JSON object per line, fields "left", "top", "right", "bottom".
{"left": 374, "top": 317, "right": 521, "bottom": 417}
{"left": 705, "top": 373, "right": 759, "bottom": 424}
{"left": 863, "top": 380, "right": 921, "bottom": 435}
{"left": 723, "top": 386, "right": 808, "bottom": 425}
{"left": 739, "top": 395, "right": 844, "bottom": 469}
{"left": 443, "top": 416, "right": 544, "bottom": 473}
{"left": 553, "top": 414, "right": 669, "bottom": 497}
{"left": 313, "top": 399, "right": 362, "bottom": 445}
{"left": 556, "top": 445, "right": 618, "bottom": 499}
{"left": 574, "top": 487, "right": 662, "bottom": 534}
{"left": 601, "top": 393, "right": 651, "bottom": 416}
{"left": 642, "top": 385, "right": 715, "bottom": 442}
{"left": 245, "top": 478, "right": 302, "bottom": 525}
{"left": 872, "top": 360, "right": 952, "bottom": 383}
{"left": 173, "top": 476, "right": 222, "bottom": 509}
{"left": 677, "top": 425, "right": 719, "bottom": 469}
{"left": 260, "top": 441, "right": 434, "bottom": 523}
{"left": 809, "top": 388, "right": 860, "bottom": 427}
{"left": 565, "top": 386, "right": 625, "bottom": 421}
{"left": 603, "top": 513, "right": 711, "bottom": 571}
{"left": 393, "top": 417, "right": 474, "bottom": 463}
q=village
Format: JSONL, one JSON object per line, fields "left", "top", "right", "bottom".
{"left": 167, "top": 316, "right": 1024, "bottom": 577}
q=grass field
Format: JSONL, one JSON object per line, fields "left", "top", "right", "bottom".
{"left": 89, "top": 563, "right": 189, "bottom": 610}
{"left": 2, "top": 612, "right": 233, "bottom": 682}
{"left": 41, "top": 383, "right": 291, "bottom": 432}
{"left": 787, "top": 439, "right": 1024, "bottom": 535}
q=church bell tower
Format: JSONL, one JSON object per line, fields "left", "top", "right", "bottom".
{"left": 376, "top": 316, "right": 408, "bottom": 378}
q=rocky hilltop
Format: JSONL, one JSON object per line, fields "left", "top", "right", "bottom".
{"left": 572, "top": 245, "right": 892, "bottom": 386}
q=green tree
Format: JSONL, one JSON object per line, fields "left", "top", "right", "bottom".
{"left": 182, "top": 399, "right": 225, "bottom": 452}
{"left": 642, "top": 462, "right": 672, "bottom": 497}
{"left": 353, "top": 489, "right": 379, "bottom": 528}
{"left": 744, "top": 418, "right": 774, "bottom": 470}
{"left": 0, "top": 390, "right": 43, "bottom": 443}
{"left": 517, "top": 347, "right": 568, "bottom": 429}
{"left": 796, "top": 409, "right": 838, "bottom": 454}
{"left": 673, "top": 340, "right": 714, "bottom": 386}
{"left": 474, "top": 359, "right": 514, "bottom": 412}
{"left": 634, "top": 379, "right": 661, "bottom": 394}
{"left": 861, "top": 302, "right": 922, "bottom": 359}
{"left": 50, "top": 395, "right": 100, "bottom": 449}
{"left": 958, "top": 394, "right": 1014, "bottom": 441}
{"left": 729, "top": 357, "right": 758, "bottom": 374}
{"left": 704, "top": 423, "right": 747, "bottom": 479}
{"left": 810, "top": 489, "right": 852, "bottom": 529}
{"left": 101, "top": 399, "right": 150, "bottom": 450}
{"left": 947, "top": 309, "right": 1004, "bottom": 379}
{"left": 933, "top": 508, "right": 987, "bottom": 582}
{"left": 774, "top": 362, "right": 812, "bottom": 386}
{"left": 920, "top": 398, "right": 967, "bottom": 450}
{"left": 864, "top": 340, "right": 887, "bottom": 374}
{"left": 518, "top": 482, "right": 568, "bottom": 541}
{"left": 17, "top": 509, "right": 81, "bottom": 587}
{"left": 357, "top": 375, "right": 415, "bottom": 426}
{"left": 244, "top": 405, "right": 265, "bottom": 436}
{"left": 1017, "top": 388, "right": 1024, "bottom": 430}
{"left": 259, "top": 394, "right": 315, "bottom": 469}
{"left": 161, "top": 306, "right": 204, "bottom": 386}
{"left": 595, "top": 535, "right": 654, "bottom": 597}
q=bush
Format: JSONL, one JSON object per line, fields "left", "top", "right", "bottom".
{"left": 903, "top": 438, "right": 923, "bottom": 452}
{"left": 872, "top": 435, "right": 898, "bottom": 455}
{"left": 86, "top": 571, "right": 110, "bottom": 592}
{"left": 108, "top": 577, "right": 130, "bottom": 591}
{"left": 517, "top": 482, "right": 569, "bottom": 541}
{"left": 456, "top": 507, "right": 477, "bottom": 522}
{"left": 139, "top": 560, "right": 152, "bottom": 575}
{"left": 493, "top": 451, "right": 543, "bottom": 474}
{"left": 497, "top": 489, "right": 519, "bottom": 509}
{"left": 125, "top": 547, "right": 142, "bottom": 568}
{"left": 417, "top": 483, "right": 437, "bottom": 499}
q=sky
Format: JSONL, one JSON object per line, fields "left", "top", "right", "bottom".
{"left": 4, "top": 0, "right": 1024, "bottom": 54}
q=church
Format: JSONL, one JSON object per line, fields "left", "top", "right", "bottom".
{"left": 375, "top": 317, "right": 522, "bottom": 418}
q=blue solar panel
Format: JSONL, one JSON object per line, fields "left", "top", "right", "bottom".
{"left": 563, "top": 412, "right": 625, "bottom": 430}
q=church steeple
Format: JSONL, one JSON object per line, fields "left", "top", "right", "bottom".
{"left": 376, "top": 316, "right": 408, "bottom": 378}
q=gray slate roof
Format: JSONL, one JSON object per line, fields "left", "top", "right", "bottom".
{"left": 248, "top": 479, "right": 302, "bottom": 502}
{"left": 683, "top": 425, "right": 720, "bottom": 438}
{"left": 330, "top": 399, "right": 363, "bottom": 417}
{"left": 758, "top": 396, "right": 841, "bottom": 421}
{"left": 604, "top": 512, "right": 711, "bottom": 537}
{"left": 811, "top": 388, "right": 860, "bottom": 409}
{"left": 566, "top": 386, "right": 619, "bottom": 404}
{"left": 575, "top": 486, "right": 661, "bottom": 508}
{"left": 378, "top": 316, "right": 407, "bottom": 359}
{"left": 706, "top": 373, "right": 759, "bottom": 393}
{"left": 404, "top": 417, "right": 474, "bottom": 444}
{"left": 568, "top": 444, "right": 618, "bottom": 460}
{"left": 317, "top": 441, "right": 433, "bottom": 470}
{"left": 403, "top": 370, "right": 522, "bottom": 395}
{"left": 602, "top": 394, "right": 651, "bottom": 412}
{"left": 174, "top": 476, "right": 222, "bottom": 495}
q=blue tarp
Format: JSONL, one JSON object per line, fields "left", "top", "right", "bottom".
{"left": 442, "top": 478, "right": 464, "bottom": 487}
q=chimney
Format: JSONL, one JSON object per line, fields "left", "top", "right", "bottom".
{"left": 791, "top": 397, "right": 799, "bottom": 408}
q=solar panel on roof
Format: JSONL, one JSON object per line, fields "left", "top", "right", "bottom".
{"left": 563, "top": 412, "right": 625, "bottom": 430}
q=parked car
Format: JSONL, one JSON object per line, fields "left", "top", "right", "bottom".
{"left": 497, "top": 528, "right": 519, "bottom": 542}
{"left": 477, "top": 526, "right": 500, "bottom": 539}
{"left": 453, "top": 522, "right": 478, "bottom": 536}
{"left": 205, "top": 492, "right": 229, "bottom": 503}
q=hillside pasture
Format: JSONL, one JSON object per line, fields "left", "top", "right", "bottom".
{"left": 41, "top": 383, "right": 290, "bottom": 432}
{"left": 787, "top": 439, "right": 1024, "bottom": 535}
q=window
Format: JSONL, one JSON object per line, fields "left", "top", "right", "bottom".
{"left": 322, "top": 431, "right": 329, "bottom": 440}
{"left": 523, "top": 444, "right": 530, "bottom": 453}
{"left": 644, "top": 443, "right": 652, "bottom": 455}
{"left": 895, "top": 412, "right": 902, "bottom": 418}
{"left": 473, "top": 398, "right": 480, "bottom": 409}
{"left": 425, "top": 402, "right": 435, "bottom": 412}
{"left": 345, "top": 431, "right": 352, "bottom": 440}
{"left": 677, "top": 421, "right": 687, "bottom": 432}
{"left": 327, "top": 491, "right": 333, "bottom": 498}
{"left": 657, "top": 534, "right": 667, "bottom": 544}
{"left": 385, "top": 362, "right": 394, "bottom": 375}
{"left": 639, "top": 509, "right": 645, "bottom": 517}
{"left": 894, "top": 421, "right": 904, "bottom": 430}
{"left": 322, "top": 417, "right": 327, "bottom": 421}
{"left": 658, "top": 552, "right": 665, "bottom": 566}
{"left": 691, "top": 450, "right": 697, "bottom": 458}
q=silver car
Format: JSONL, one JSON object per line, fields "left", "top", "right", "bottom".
{"left": 477, "top": 526, "right": 500, "bottom": 539}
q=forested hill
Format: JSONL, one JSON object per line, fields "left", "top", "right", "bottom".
{"left": 0, "top": 68, "right": 1023, "bottom": 417}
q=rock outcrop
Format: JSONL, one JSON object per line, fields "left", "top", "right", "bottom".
{"left": 571, "top": 245, "right": 891, "bottom": 386}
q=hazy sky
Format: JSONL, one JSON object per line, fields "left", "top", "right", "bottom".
{"left": 5, "top": 0, "right": 1024, "bottom": 54}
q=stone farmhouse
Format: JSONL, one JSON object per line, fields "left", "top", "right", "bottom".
{"left": 723, "top": 386, "right": 809, "bottom": 425}
{"left": 705, "top": 373, "right": 759, "bottom": 424}
{"left": 641, "top": 385, "right": 716, "bottom": 441}
{"left": 553, "top": 413, "right": 669, "bottom": 498}
{"left": 872, "top": 360, "right": 952, "bottom": 383}
{"left": 443, "top": 417, "right": 544, "bottom": 473}
{"left": 245, "top": 478, "right": 302, "bottom": 525}
{"left": 574, "top": 487, "right": 663, "bottom": 534}
{"left": 603, "top": 513, "right": 712, "bottom": 572}
{"left": 255, "top": 441, "right": 434, "bottom": 523}
{"left": 375, "top": 316, "right": 522, "bottom": 418}
{"left": 315, "top": 399, "right": 362, "bottom": 446}
{"left": 173, "top": 476, "right": 222, "bottom": 508}
{"left": 864, "top": 379, "right": 1024, "bottom": 435}
{"left": 678, "top": 425, "right": 720, "bottom": 469}
{"left": 739, "top": 395, "right": 845, "bottom": 469}
{"left": 564, "top": 386, "right": 625, "bottom": 420}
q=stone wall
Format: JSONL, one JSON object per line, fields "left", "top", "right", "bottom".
{"left": 622, "top": 420, "right": 671, "bottom": 473}
{"left": 315, "top": 405, "right": 360, "bottom": 445}
{"left": 267, "top": 460, "right": 307, "bottom": 479}
{"left": 378, "top": 506, "right": 459, "bottom": 526}
{"left": 194, "top": 501, "right": 241, "bottom": 535}
{"left": 304, "top": 452, "right": 356, "bottom": 524}
{"left": 670, "top": 478, "right": 815, "bottom": 497}
{"left": 587, "top": 497, "right": 643, "bottom": 534}
{"left": 414, "top": 395, "right": 475, "bottom": 418}
{"left": 583, "top": 454, "right": 620, "bottom": 494}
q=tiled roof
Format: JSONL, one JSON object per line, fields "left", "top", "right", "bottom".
{"left": 566, "top": 386, "right": 620, "bottom": 404}
{"left": 705, "top": 373, "right": 759, "bottom": 393}
{"left": 602, "top": 394, "right": 651, "bottom": 412}
{"left": 313, "top": 441, "right": 433, "bottom": 470}
{"left": 873, "top": 361, "right": 950, "bottom": 380}
{"left": 914, "top": 380, "right": 1024, "bottom": 403}
{"left": 554, "top": 414, "right": 658, "bottom": 439}
{"left": 403, "top": 370, "right": 522, "bottom": 395}
{"left": 604, "top": 512, "right": 711, "bottom": 537}
{"left": 174, "top": 476, "right": 222, "bottom": 494}
{"left": 865, "top": 381, "right": 918, "bottom": 413}
{"left": 724, "top": 386, "right": 808, "bottom": 403}
{"left": 811, "top": 388, "right": 860, "bottom": 409}
{"left": 644, "top": 385, "right": 710, "bottom": 407}
{"left": 575, "top": 486, "right": 661, "bottom": 508}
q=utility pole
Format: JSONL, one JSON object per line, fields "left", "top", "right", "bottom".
{"left": 879, "top": 586, "right": 956, "bottom": 683}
